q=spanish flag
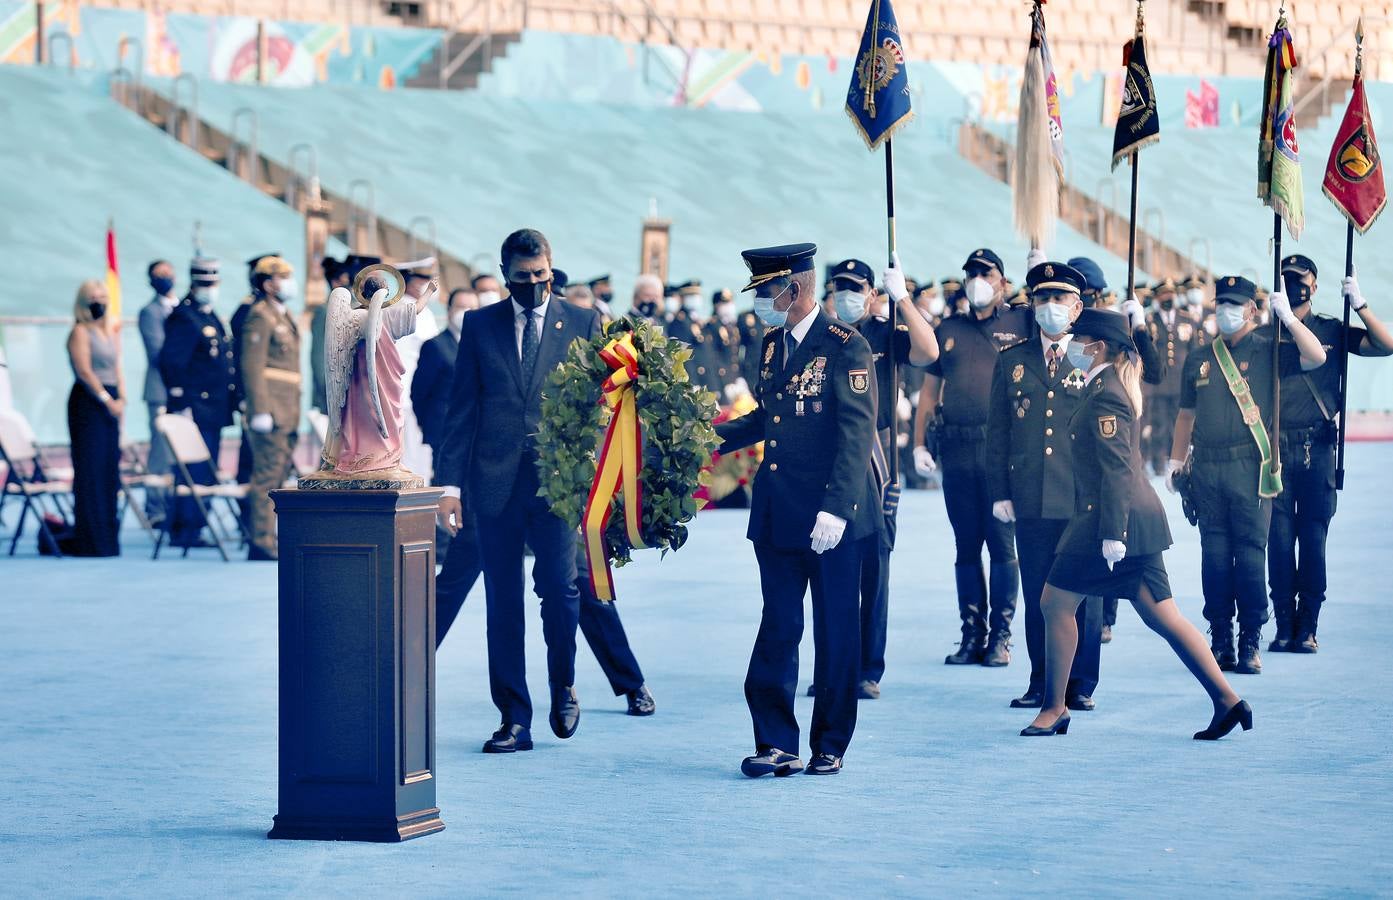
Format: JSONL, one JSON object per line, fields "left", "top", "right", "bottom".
{"left": 105, "top": 220, "right": 122, "bottom": 322}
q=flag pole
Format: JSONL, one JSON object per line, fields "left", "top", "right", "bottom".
{"left": 1126, "top": 153, "right": 1139, "bottom": 304}
{"left": 1271, "top": 212, "right": 1282, "bottom": 475}
{"left": 1335, "top": 23, "right": 1363, "bottom": 490}
{"left": 865, "top": 0, "right": 901, "bottom": 485}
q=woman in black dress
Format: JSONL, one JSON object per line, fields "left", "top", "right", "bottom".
{"left": 64, "top": 280, "right": 125, "bottom": 557}
{"left": 1021, "top": 309, "right": 1250, "bottom": 739}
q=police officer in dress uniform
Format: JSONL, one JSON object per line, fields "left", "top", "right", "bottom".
{"left": 239, "top": 256, "right": 302, "bottom": 561}
{"left": 159, "top": 255, "right": 237, "bottom": 548}
{"left": 819, "top": 256, "right": 937, "bottom": 699}
{"left": 1167, "top": 276, "right": 1326, "bottom": 673}
{"left": 1144, "top": 278, "right": 1202, "bottom": 475}
{"left": 1266, "top": 256, "right": 1393, "bottom": 652}
{"left": 705, "top": 288, "right": 746, "bottom": 398}
{"left": 988, "top": 262, "right": 1106, "bottom": 711}
{"left": 916, "top": 248, "right": 1029, "bottom": 667}
{"left": 716, "top": 243, "right": 878, "bottom": 777}
{"left": 1021, "top": 308, "right": 1251, "bottom": 741}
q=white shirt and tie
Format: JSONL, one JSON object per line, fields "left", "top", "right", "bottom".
{"left": 513, "top": 296, "right": 551, "bottom": 356}
{"left": 781, "top": 308, "right": 819, "bottom": 367}
{"left": 1040, "top": 332, "right": 1071, "bottom": 377}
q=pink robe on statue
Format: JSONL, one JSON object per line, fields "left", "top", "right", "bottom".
{"left": 336, "top": 302, "right": 416, "bottom": 474}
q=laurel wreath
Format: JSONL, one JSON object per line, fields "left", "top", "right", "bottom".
{"left": 535, "top": 316, "right": 721, "bottom": 567}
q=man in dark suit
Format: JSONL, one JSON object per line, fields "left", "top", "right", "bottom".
{"left": 435, "top": 229, "right": 599, "bottom": 754}
{"left": 413, "top": 287, "right": 476, "bottom": 455}
{"left": 139, "top": 259, "right": 179, "bottom": 523}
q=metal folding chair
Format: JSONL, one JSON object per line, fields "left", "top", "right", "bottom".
{"left": 151, "top": 413, "right": 249, "bottom": 562}
{"left": 0, "top": 409, "right": 74, "bottom": 557}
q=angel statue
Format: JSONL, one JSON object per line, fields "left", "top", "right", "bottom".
{"left": 318, "top": 263, "right": 438, "bottom": 483}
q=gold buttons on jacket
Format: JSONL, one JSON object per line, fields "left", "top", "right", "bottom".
{"left": 1045, "top": 447, "right": 1053, "bottom": 456}
{"left": 769, "top": 463, "right": 778, "bottom": 471}
{"left": 1047, "top": 390, "right": 1055, "bottom": 399}
{"left": 1087, "top": 504, "right": 1093, "bottom": 511}
{"left": 773, "top": 415, "right": 781, "bottom": 424}
{"left": 769, "top": 440, "right": 778, "bottom": 448}
{"left": 1046, "top": 409, "right": 1054, "bottom": 417}
{"left": 1045, "top": 428, "right": 1053, "bottom": 436}
{"left": 776, "top": 393, "right": 783, "bottom": 400}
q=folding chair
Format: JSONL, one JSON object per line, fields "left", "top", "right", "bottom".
{"left": 0, "top": 409, "right": 73, "bottom": 557}
{"left": 117, "top": 441, "right": 160, "bottom": 544}
{"left": 152, "top": 413, "right": 249, "bottom": 562}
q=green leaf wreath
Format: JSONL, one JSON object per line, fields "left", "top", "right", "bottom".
{"left": 535, "top": 316, "right": 722, "bottom": 567}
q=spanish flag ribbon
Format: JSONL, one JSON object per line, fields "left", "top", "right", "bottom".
{"left": 582, "top": 334, "right": 647, "bottom": 602}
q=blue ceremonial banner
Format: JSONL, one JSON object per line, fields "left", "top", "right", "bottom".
{"left": 845, "top": 0, "right": 913, "bottom": 150}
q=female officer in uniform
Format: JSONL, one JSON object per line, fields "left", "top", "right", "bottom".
{"left": 1020, "top": 309, "right": 1251, "bottom": 741}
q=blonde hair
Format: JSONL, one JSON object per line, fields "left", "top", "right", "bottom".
{"left": 72, "top": 279, "right": 106, "bottom": 324}
{"left": 1113, "top": 349, "right": 1144, "bottom": 418}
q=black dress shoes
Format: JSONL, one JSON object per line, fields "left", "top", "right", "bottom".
{"left": 483, "top": 724, "right": 533, "bottom": 753}
{"left": 626, "top": 684, "right": 656, "bottom": 716}
{"left": 1066, "top": 693, "right": 1096, "bottom": 711}
{"left": 806, "top": 753, "right": 842, "bottom": 775}
{"left": 1194, "top": 699, "right": 1253, "bottom": 740}
{"left": 1020, "top": 712, "right": 1071, "bottom": 736}
{"left": 741, "top": 747, "right": 804, "bottom": 778}
{"left": 1010, "top": 689, "right": 1044, "bottom": 708}
{"left": 945, "top": 635, "right": 985, "bottom": 665}
{"left": 1292, "top": 631, "right": 1319, "bottom": 653}
{"left": 550, "top": 686, "right": 580, "bottom": 739}
{"left": 806, "top": 683, "right": 817, "bottom": 697}
{"left": 857, "top": 680, "right": 880, "bottom": 700}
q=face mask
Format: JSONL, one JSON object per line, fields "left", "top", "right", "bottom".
{"left": 754, "top": 284, "right": 792, "bottom": 328}
{"left": 193, "top": 286, "right": 219, "bottom": 307}
{"left": 1034, "top": 301, "right": 1073, "bottom": 336}
{"left": 1160, "top": 297, "right": 1175, "bottom": 310}
{"left": 477, "top": 290, "right": 501, "bottom": 307}
{"left": 833, "top": 289, "right": 867, "bottom": 323}
{"left": 925, "top": 296, "right": 946, "bottom": 317}
{"left": 508, "top": 280, "right": 549, "bottom": 310}
{"left": 274, "top": 278, "right": 298, "bottom": 301}
{"left": 664, "top": 297, "right": 682, "bottom": 316}
{"left": 448, "top": 309, "right": 466, "bottom": 332}
{"left": 1216, "top": 304, "right": 1249, "bottom": 335}
{"left": 1065, "top": 340, "right": 1096, "bottom": 372}
{"left": 716, "top": 304, "right": 736, "bottom": 325}
{"left": 1186, "top": 288, "right": 1205, "bottom": 307}
{"left": 965, "top": 276, "right": 996, "bottom": 309}
{"left": 635, "top": 301, "right": 659, "bottom": 320}
{"left": 683, "top": 296, "right": 702, "bottom": 314}
{"left": 1283, "top": 275, "right": 1312, "bottom": 307}
{"left": 88, "top": 302, "right": 106, "bottom": 320}
{"left": 596, "top": 291, "right": 614, "bottom": 305}
{"left": 151, "top": 275, "right": 175, "bottom": 296}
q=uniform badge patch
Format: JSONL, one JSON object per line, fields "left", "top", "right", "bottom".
{"left": 944, "top": 337, "right": 955, "bottom": 352}
{"left": 1011, "top": 364, "right": 1024, "bottom": 383}
{"left": 764, "top": 341, "right": 776, "bottom": 364}
{"left": 849, "top": 369, "right": 870, "bottom": 394}
{"left": 1098, "top": 416, "right": 1118, "bottom": 438}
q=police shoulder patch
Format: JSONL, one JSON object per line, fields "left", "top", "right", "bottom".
{"left": 1098, "top": 415, "right": 1118, "bottom": 438}
{"left": 827, "top": 323, "right": 853, "bottom": 343}
{"left": 849, "top": 368, "right": 870, "bottom": 394}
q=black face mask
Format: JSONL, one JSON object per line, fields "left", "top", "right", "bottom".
{"left": 151, "top": 275, "right": 175, "bottom": 296}
{"left": 635, "top": 300, "right": 659, "bottom": 320}
{"left": 596, "top": 291, "right": 613, "bottom": 305}
{"left": 1160, "top": 297, "right": 1175, "bottom": 310}
{"left": 508, "top": 279, "right": 549, "bottom": 310}
{"left": 89, "top": 302, "right": 106, "bottom": 320}
{"left": 1283, "top": 274, "right": 1312, "bottom": 306}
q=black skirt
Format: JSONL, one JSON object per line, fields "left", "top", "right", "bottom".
{"left": 65, "top": 382, "right": 121, "bottom": 557}
{"left": 1048, "top": 551, "right": 1171, "bottom": 602}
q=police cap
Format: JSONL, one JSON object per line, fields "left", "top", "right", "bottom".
{"left": 711, "top": 287, "right": 734, "bottom": 305}
{"left": 962, "top": 248, "right": 1004, "bottom": 277}
{"left": 397, "top": 257, "right": 439, "bottom": 282}
{"left": 1067, "top": 256, "right": 1108, "bottom": 293}
{"left": 1280, "top": 254, "right": 1318, "bottom": 279}
{"left": 1026, "top": 261, "right": 1086, "bottom": 298}
{"left": 829, "top": 258, "right": 874, "bottom": 288}
{"left": 191, "top": 255, "right": 220, "bottom": 286}
{"left": 741, "top": 242, "right": 817, "bottom": 292}
{"left": 1214, "top": 275, "right": 1258, "bottom": 305}
{"left": 1071, "top": 308, "right": 1137, "bottom": 352}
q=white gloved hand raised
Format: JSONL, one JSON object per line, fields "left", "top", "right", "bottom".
{"left": 810, "top": 511, "right": 847, "bottom": 554}
{"left": 1027, "top": 247, "right": 1047, "bottom": 270}
{"left": 1165, "top": 458, "right": 1184, "bottom": 494}
{"left": 1122, "top": 294, "right": 1146, "bottom": 330}
{"left": 1344, "top": 273, "right": 1367, "bottom": 311}
{"left": 250, "top": 412, "right": 274, "bottom": 434}
{"left": 992, "top": 500, "right": 1016, "bottom": 523}
{"left": 882, "top": 251, "right": 909, "bottom": 303}
{"left": 1102, "top": 539, "right": 1127, "bottom": 570}
{"left": 913, "top": 445, "right": 937, "bottom": 477}
{"left": 1269, "top": 290, "right": 1296, "bottom": 325}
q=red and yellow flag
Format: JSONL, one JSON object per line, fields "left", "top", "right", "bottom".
{"left": 104, "top": 220, "right": 122, "bottom": 322}
{"left": 1322, "top": 69, "right": 1385, "bottom": 233}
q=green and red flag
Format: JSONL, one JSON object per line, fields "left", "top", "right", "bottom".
{"left": 1258, "top": 16, "right": 1304, "bottom": 238}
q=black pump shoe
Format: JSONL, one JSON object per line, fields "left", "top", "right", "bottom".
{"left": 1020, "top": 712, "right": 1071, "bottom": 736}
{"left": 1194, "top": 700, "right": 1253, "bottom": 741}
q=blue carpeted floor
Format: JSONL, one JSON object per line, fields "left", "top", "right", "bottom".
{"left": 3, "top": 446, "right": 1391, "bottom": 896}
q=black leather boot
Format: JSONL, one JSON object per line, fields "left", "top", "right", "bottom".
{"left": 981, "top": 629, "right": 1011, "bottom": 667}
{"left": 945, "top": 631, "right": 985, "bottom": 665}
{"left": 946, "top": 564, "right": 987, "bottom": 665}
{"left": 1234, "top": 629, "right": 1263, "bottom": 674}
{"left": 1210, "top": 621, "right": 1237, "bottom": 672}
{"left": 1292, "top": 600, "right": 1320, "bottom": 653}
{"left": 987, "top": 561, "right": 1020, "bottom": 641}
{"left": 1268, "top": 597, "right": 1296, "bottom": 652}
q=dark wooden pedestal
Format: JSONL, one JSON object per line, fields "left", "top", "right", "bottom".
{"left": 267, "top": 487, "right": 445, "bottom": 842}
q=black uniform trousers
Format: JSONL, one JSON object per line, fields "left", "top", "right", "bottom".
{"left": 475, "top": 453, "right": 581, "bottom": 729}
{"left": 940, "top": 436, "right": 1018, "bottom": 636}
{"left": 859, "top": 533, "right": 890, "bottom": 684}
{"left": 749, "top": 537, "right": 862, "bottom": 758}
{"left": 1015, "top": 517, "right": 1102, "bottom": 696}
{"left": 169, "top": 420, "right": 223, "bottom": 547}
{"left": 1191, "top": 451, "right": 1272, "bottom": 632}
{"left": 1147, "top": 394, "right": 1181, "bottom": 473}
{"left": 1268, "top": 432, "right": 1337, "bottom": 634}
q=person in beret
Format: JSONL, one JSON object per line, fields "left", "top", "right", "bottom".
{"left": 1020, "top": 308, "right": 1252, "bottom": 742}
{"left": 1166, "top": 275, "right": 1326, "bottom": 675}
{"left": 1264, "top": 255, "right": 1393, "bottom": 653}
{"left": 715, "top": 242, "right": 878, "bottom": 777}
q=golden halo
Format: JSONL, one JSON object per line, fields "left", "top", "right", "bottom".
{"left": 351, "top": 263, "right": 406, "bottom": 310}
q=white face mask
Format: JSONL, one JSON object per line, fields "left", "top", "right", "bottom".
{"left": 477, "top": 290, "right": 502, "bottom": 307}
{"left": 833, "top": 289, "right": 867, "bottom": 322}
{"left": 925, "top": 296, "right": 946, "bottom": 318}
{"left": 683, "top": 296, "right": 702, "bottom": 313}
{"left": 716, "top": 304, "right": 736, "bottom": 325}
{"left": 448, "top": 309, "right": 466, "bottom": 332}
{"left": 1034, "top": 301, "right": 1073, "bottom": 336}
{"left": 665, "top": 297, "right": 681, "bottom": 315}
{"left": 1186, "top": 288, "right": 1205, "bottom": 307}
{"left": 1216, "top": 304, "right": 1249, "bottom": 335}
{"left": 193, "top": 285, "right": 219, "bottom": 307}
{"left": 274, "top": 278, "right": 298, "bottom": 301}
{"left": 965, "top": 276, "right": 996, "bottom": 309}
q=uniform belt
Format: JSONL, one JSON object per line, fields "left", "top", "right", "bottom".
{"left": 263, "top": 369, "right": 302, "bottom": 385}
{"left": 1280, "top": 425, "right": 1335, "bottom": 446}
{"left": 940, "top": 424, "right": 988, "bottom": 441}
{"left": 1191, "top": 442, "right": 1260, "bottom": 462}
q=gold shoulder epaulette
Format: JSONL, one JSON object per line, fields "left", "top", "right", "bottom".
{"left": 826, "top": 323, "right": 854, "bottom": 343}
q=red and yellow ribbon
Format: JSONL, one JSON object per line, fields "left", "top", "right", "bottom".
{"left": 583, "top": 335, "right": 647, "bottom": 601}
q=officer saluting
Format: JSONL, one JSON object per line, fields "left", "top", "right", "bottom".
{"left": 1167, "top": 276, "right": 1326, "bottom": 674}
{"left": 716, "top": 243, "right": 878, "bottom": 778}
{"left": 1266, "top": 256, "right": 1393, "bottom": 652}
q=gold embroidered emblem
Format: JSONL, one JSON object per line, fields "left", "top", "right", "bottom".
{"left": 1199, "top": 361, "right": 1210, "bottom": 379}
{"left": 944, "top": 337, "right": 955, "bottom": 352}
{"left": 849, "top": 369, "right": 870, "bottom": 394}
{"left": 1044, "top": 264, "right": 1054, "bottom": 277}
{"left": 764, "top": 341, "right": 776, "bottom": 364}
{"left": 1098, "top": 416, "right": 1118, "bottom": 438}
{"left": 1011, "top": 364, "right": 1024, "bottom": 384}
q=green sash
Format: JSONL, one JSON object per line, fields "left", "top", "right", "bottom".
{"left": 1211, "top": 337, "right": 1283, "bottom": 499}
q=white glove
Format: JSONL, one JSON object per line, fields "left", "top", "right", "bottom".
{"left": 882, "top": 251, "right": 909, "bottom": 303}
{"left": 1269, "top": 290, "right": 1295, "bottom": 325}
{"left": 810, "top": 511, "right": 847, "bottom": 554}
{"left": 1165, "top": 458, "right": 1183, "bottom": 494}
{"left": 992, "top": 500, "right": 1016, "bottom": 523}
{"left": 1122, "top": 294, "right": 1146, "bottom": 330}
{"left": 1027, "top": 247, "right": 1047, "bottom": 270}
{"left": 913, "top": 445, "right": 937, "bottom": 477}
{"left": 1344, "top": 274, "right": 1367, "bottom": 311}
{"left": 1102, "top": 539, "right": 1127, "bottom": 570}
{"left": 723, "top": 378, "right": 750, "bottom": 402}
{"left": 250, "top": 412, "right": 274, "bottom": 434}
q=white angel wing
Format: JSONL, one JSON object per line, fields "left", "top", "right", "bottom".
{"left": 323, "top": 287, "right": 367, "bottom": 466}
{"left": 363, "top": 287, "right": 391, "bottom": 440}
